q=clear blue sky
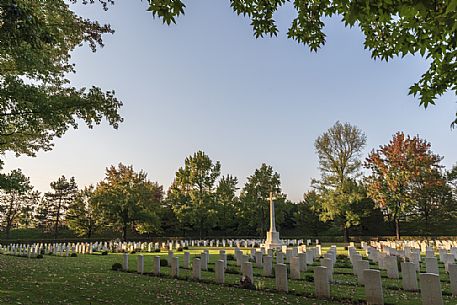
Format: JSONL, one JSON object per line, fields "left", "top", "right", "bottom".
{"left": 4, "top": 1, "right": 456, "bottom": 202}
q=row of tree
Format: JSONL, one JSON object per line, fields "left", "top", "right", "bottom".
{"left": 1, "top": 122, "right": 456, "bottom": 241}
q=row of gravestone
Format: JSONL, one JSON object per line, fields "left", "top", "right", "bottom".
{"left": 110, "top": 238, "right": 320, "bottom": 252}
{"left": 121, "top": 246, "right": 329, "bottom": 294}
{"left": 125, "top": 244, "right": 457, "bottom": 305}
{"left": 0, "top": 242, "right": 109, "bottom": 257}
{"left": 0, "top": 238, "right": 322, "bottom": 258}
{"left": 368, "top": 240, "right": 457, "bottom": 252}
{"left": 354, "top": 244, "right": 457, "bottom": 305}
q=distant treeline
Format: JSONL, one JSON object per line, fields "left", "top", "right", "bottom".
{"left": 1, "top": 123, "right": 456, "bottom": 241}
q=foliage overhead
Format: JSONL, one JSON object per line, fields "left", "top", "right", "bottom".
{"left": 0, "top": 0, "right": 123, "bottom": 158}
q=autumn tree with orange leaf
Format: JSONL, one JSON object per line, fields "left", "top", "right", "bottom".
{"left": 365, "top": 132, "right": 442, "bottom": 239}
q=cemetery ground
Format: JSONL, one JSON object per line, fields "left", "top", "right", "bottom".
{"left": 1, "top": 247, "right": 456, "bottom": 305}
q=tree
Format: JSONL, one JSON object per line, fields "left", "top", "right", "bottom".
{"left": 365, "top": 132, "right": 443, "bottom": 239}
{"left": 0, "top": 169, "right": 33, "bottom": 238}
{"left": 294, "top": 191, "right": 328, "bottom": 237}
{"left": 143, "top": 1, "right": 457, "bottom": 125}
{"left": 214, "top": 174, "right": 239, "bottom": 235}
{"left": 239, "top": 163, "right": 285, "bottom": 236}
{"left": 66, "top": 185, "right": 99, "bottom": 238}
{"left": 35, "top": 197, "right": 51, "bottom": 233}
{"left": 167, "top": 151, "right": 221, "bottom": 238}
{"left": 0, "top": 1, "right": 123, "bottom": 158}
{"left": 92, "top": 163, "right": 163, "bottom": 241}
{"left": 313, "top": 121, "right": 366, "bottom": 242}
{"left": 17, "top": 190, "right": 40, "bottom": 229}
{"left": 45, "top": 176, "right": 78, "bottom": 239}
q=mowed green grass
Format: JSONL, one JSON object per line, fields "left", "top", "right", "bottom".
{"left": 0, "top": 248, "right": 456, "bottom": 305}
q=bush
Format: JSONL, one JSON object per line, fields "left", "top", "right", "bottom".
{"left": 153, "top": 248, "right": 160, "bottom": 253}
{"left": 226, "top": 254, "right": 235, "bottom": 261}
{"left": 101, "top": 251, "right": 108, "bottom": 256}
{"left": 239, "top": 276, "right": 256, "bottom": 290}
{"left": 183, "top": 246, "right": 189, "bottom": 250}
{"left": 37, "top": 254, "right": 44, "bottom": 259}
{"left": 112, "top": 263, "right": 123, "bottom": 271}
{"left": 160, "top": 259, "right": 168, "bottom": 267}
{"left": 130, "top": 251, "right": 136, "bottom": 255}
{"left": 70, "top": 253, "right": 77, "bottom": 257}
{"left": 176, "top": 247, "right": 183, "bottom": 252}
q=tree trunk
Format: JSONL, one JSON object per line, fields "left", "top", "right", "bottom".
{"left": 122, "top": 223, "right": 128, "bottom": 241}
{"left": 395, "top": 218, "right": 400, "bottom": 240}
{"left": 5, "top": 223, "right": 11, "bottom": 239}
{"left": 343, "top": 224, "right": 350, "bottom": 243}
{"left": 424, "top": 200, "right": 429, "bottom": 234}
{"left": 54, "top": 199, "right": 62, "bottom": 240}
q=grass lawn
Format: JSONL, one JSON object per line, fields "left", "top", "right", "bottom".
{"left": 0, "top": 247, "right": 456, "bottom": 305}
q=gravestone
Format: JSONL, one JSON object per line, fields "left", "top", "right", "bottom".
{"left": 298, "top": 252, "right": 307, "bottom": 272}
{"left": 314, "top": 266, "right": 330, "bottom": 298}
{"left": 363, "top": 269, "right": 384, "bottom": 305}
{"left": 385, "top": 256, "right": 399, "bottom": 279}
{"left": 275, "top": 264, "right": 288, "bottom": 292}
{"left": 420, "top": 273, "right": 443, "bottom": 305}
{"left": 153, "top": 256, "right": 160, "bottom": 275}
{"left": 171, "top": 257, "right": 179, "bottom": 278}
{"left": 263, "top": 256, "right": 273, "bottom": 277}
{"left": 242, "top": 262, "right": 254, "bottom": 284}
{"left": 192, "top": 258, "right": 201, "bottom": 280}
{"left": 277, "top": 252, "right": 285, "bottom": 264}
{"left": 448, "top": 264, "right": 457, "bottom": 296}
{"left": 215, "top": 260, "right": 225, "bottom": 284}
{"left": 401, "top": 262, "right": 418, "bottom": 291}
{"left": 255, "top": 251, "right": 263, "bottom": 268}
{"left": 201, "top": 252, "right": 208, "bottom": 271}
{"left": 167, "top": 250, "right": 174, "bottom": 266}
{"left": 425, "top": 257, "right": 439, "bottom": 274}
{"left": 122, "top": 253, "right": 129, "bottom": 271}
{"left": 290, "top": 256, "right": 301, "bottom": 280}
{"left": 321, "top": 258, "right": 333, "bottom": 282}
{"left": 306, "top": 251, "right": 314, "bottom": 265}
{"left": 219, "top": 250, "right": 227, "bottom": 268}
{"left": 354, "top": 260, "right": 368, "bottom": 285}
{"left": 183, "top": 251, "right": 190, "bottom": 269}
{"left": 137, "top": 255, "right": 144, "bottom": 274}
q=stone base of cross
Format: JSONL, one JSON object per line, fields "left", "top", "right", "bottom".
{"left": 265, "top": 230, "right": 282, "bottom": 250}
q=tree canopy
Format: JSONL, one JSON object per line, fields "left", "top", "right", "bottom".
{"left": 167, "top": 151, "right": 221, "bottom": 238}
{"left": 239, "top": 163, "right": 285, "bottom": 236}
{"left": 92, "top": 163, "right": 163, "bottom": 241}
{"left": 365, "top": 132, "right": 443, "bottom": 238}
{"left": 312, "top": 121, "right": 366, "bottom": 241}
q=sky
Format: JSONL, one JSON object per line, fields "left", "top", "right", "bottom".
{"left": 4, "top": 1, "right": 456, "bottom": 202}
